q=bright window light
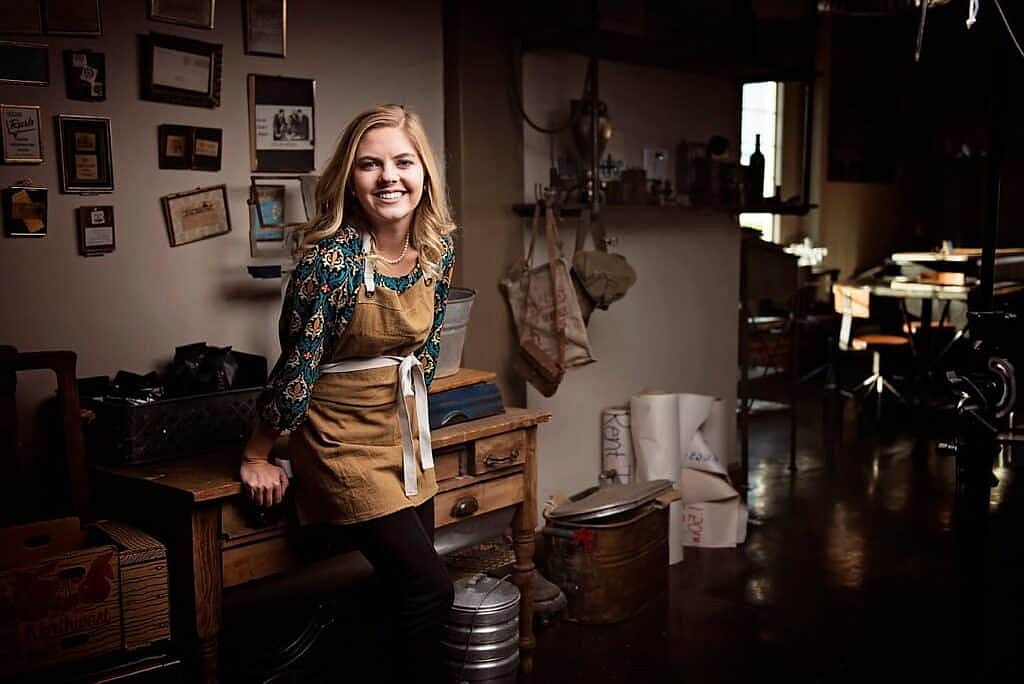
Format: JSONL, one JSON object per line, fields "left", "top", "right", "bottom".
{"left": 739, "top": 81, "right": 782, "bottom": 242}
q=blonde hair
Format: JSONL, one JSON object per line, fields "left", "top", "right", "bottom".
{"left": 292, "top": 104, "right": 455, "bottom": 277}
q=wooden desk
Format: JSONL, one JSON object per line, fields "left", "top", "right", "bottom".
{"left": 93, "top": 407, "right": 550, "bottom": 682}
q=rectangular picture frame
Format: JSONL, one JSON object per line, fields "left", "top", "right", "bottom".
{"left": 191, "top": 126, "right": 222, "bottom": 171}
{"left": 1, "top": 104, "right": 43, "bottom": 164}
{"left": 141, "top": 32, "right": 222, "bottom": 108}
{"left": 157, "top": 123, "right": 191, "bottom": 169}
{"left": 161, "top": 184, "right": 231, "bottom": 247}
{"left": 63, "top": 49, "right": 105, "bottom": 101}
{"left": 244, "top": 0, "right": 285, "bottom": 57}
{"left": 2, "top": 184, "right": 47, "bottom": 237}
{"left": 0, "top": 41, "right": 49, "bottom": 86}
{"left": 76, "top": 205, "right": 115, "bottom": 255}
{"left": 0, "top": 1, "right": 43, "bottom": 34}
{"left": 250, "top": 184, "right": 285, "bottom": 242}
{"left": 248, "top": 74, "right": 315, "bottom": 172}
{"left": 44, "top": 0, "right": 102, "bottom": 36}
{"left": 56, "top": 113, "right": 113, "bottom": 193}
{"left": 148, "top": 0, "right": 214, "bottom": 29}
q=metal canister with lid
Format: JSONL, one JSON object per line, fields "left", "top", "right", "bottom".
{"left": 443, "top": 574, "right": 520, "bottom": 684}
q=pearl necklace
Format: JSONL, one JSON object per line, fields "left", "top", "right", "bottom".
{"left": 376, "top": 231, "right": 410, "bottom": 265}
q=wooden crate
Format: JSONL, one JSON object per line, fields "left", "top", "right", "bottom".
{"left": 0, "top": 518, "right": 170, "bottom": 677}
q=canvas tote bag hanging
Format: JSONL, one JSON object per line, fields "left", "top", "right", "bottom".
{"left": 501, "top": 200, "right": 595, "bottom": 396}
{"left": 570, "top": 209, "right": 637, "bottom": 325}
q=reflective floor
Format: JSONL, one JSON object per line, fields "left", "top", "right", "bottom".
{"left": 529, "top": 398, "right": 1024, "bottom": 683}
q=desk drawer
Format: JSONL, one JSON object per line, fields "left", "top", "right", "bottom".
{"left": 221, "top": 499, "right": 288, "bottom": 540}
{"left": 222, "top": 535, "right": 298, "bottom": 588}
{"left": 434, "top": 446, "right": 464, "bottom": 482}
{"left": 470, "top": 429, "right": 526, "bottom": 475}
{"left": 435, "top": 474, "right": 525, "bottom": 527}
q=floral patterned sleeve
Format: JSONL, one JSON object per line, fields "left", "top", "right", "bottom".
{"left": 417, "top": 235, "right": 456, "bottom": 388}
{"left": 258, "top": 240, "right": 354, "bottom": 433}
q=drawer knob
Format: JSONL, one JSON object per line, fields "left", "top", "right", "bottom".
{"left": 484, "top": 448, "right": 519, "bottom": 467}
{"left": 451, "top": 496, "right": 479, "bottom": 518}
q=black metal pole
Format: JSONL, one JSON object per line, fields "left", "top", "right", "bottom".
{"left": 978, "top": 21, "right": 1007, "bottom": 310}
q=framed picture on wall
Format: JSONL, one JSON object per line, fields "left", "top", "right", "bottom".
{"left": 76, "top": 205, "right": 115, "bottom": 255}
{"left": 244, "top": 0, "right": 285, "bottom": 57}
{"left": 161, "top": 184, "right": 231, "bottom": 246}
{"left": 148, "top": 0, "right": 215, "bottom": 29}
{"left": 250, "top": 184, "right": 285, "bottom": 241}
{"left": 141, "top": 32, "right": 222, "bottom": 108}
{"left": 44, "top": 0, "right": 102, "bottom": 36}
{"left": 191, "top": 126, "right": 222, "bottom": 171}
{"left": 63, "top": 49, "right": 105, "bottom": 101}
{"left": 2, "top": 184, "right": 47, "bottom": 237}
{"left": 1, "top": 104, "right": 43, "bottom": 164}
{"left": 56, "top": 114, "right": 113, "bottom": 193}
{"left": 158, "top": 123, "right": 191, "bottom": 169}
{"left": 0, "top": 1, "right": 43, "bottom": 34}
{"left": 248, "top": 74, "right": 315, "bottom": 172}
{"left": 0, "top": 41, "right": 49, "bottom": 86}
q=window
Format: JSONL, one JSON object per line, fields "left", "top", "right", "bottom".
{"left": 739, "top": 81, "right": 782, "bottom": 242}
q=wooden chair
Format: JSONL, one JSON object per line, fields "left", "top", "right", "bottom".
{"left": 832, "top": 285, "right": 912, "bottom": 421}
{"left": 738, "top": 230, "right": 800, "bottom": 484}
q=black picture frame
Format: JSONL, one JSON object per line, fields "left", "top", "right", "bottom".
{"left": 248, "top": 74, "right": 315, "bottom": 172}
{"left": 161, "top": 184, "right": 231, "bottom": 247}
{"left": 244, "top": 0, "right": 285, "bottom": 58}
{"left": 0, "top": 41, "right": 49, "bottom": 86}
{"left": 140, "top": 32, "right": 222, "bottom": 109}
{"left": 191, "top": 126, "right": 222, "bottom": 171}
{"left": 56, "top": 114, "right": 113, "bottom": 193}
{"left": 63, "top": 49, "right": 105, "bottom": 101}
{"left": 157, "top": 123, "right": 191, "bottom": 169}
{"left": 76, "top": 205, "right": 115, "bottom": 255}
{"left": 148, "top": 0, "right": 215, "bottom": 30}
{"left": 0, "top": 1, "right": 43, "bottom": 34}
{"left": 2, "top": 184, "right": 47, "bottom": 237}
{"left": 44, "top": 0, "right": 102, "bottom": 36}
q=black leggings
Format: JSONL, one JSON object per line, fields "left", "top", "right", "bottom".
{"left": 343, "top": 500, "right": 454, "bottom": 683}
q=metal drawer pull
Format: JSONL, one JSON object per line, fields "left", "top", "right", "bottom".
{"left": 452, "top": 496, "right": 479, "bottom": 518}
{"left": 483, "top": 448, "right": 519, "bottom": 467}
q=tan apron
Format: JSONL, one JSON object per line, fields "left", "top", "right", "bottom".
{"left": 287, "top": 234, "right": 438, "bottom": 525}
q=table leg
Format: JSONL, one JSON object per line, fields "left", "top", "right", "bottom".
{"left": 512, "top": 427, "right": 538, "bottom": 674}
{"left": 171, "top": 506, "right": 223, "bottom": 683}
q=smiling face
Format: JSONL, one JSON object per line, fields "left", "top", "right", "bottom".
{"left": 350, "top": 125, "right": 425, "bottom": 233}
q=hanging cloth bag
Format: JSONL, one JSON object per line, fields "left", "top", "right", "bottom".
{"left": 570, "top": 209, "right": 637, "bottom": 325}
{"left": 501, "top": 201, "right": 595, "bottom": 396}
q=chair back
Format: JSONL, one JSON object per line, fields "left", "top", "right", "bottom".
{"left": 832, "top": 284, "right": 871, "bottom": 351}
{"left": 0, "top": 347, "right": 92, "bottom": 524}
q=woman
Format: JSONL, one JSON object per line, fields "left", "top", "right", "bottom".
{"left": 240, "top": 104, "right": 456, "bottom": 682}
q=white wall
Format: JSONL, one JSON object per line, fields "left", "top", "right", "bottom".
{"left": 521, "top": 54, "right": 741, "bottom": 516}
{"left": 0, "top": 0, "right": 443, "bottom": 380}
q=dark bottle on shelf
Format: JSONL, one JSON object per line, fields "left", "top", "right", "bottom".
{"left": 748, "top": 133, "right": 765, "bottom": 206}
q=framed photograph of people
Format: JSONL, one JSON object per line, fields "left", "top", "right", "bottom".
{"left": 244, "top": 0, "right": 285, "bottom": 57}
{"left": 158, "top": 123, "right": 191, "bottom": 169}
{"left": 64, "top": 49, "right": 105, "bottom": 101}
{"left": 1, "top": 104, "right": 43, "bottom": 164}
{"left": 248, "top": 74, "right": 314, "bottom": 172}
{"left": 191, "top": 126, "right": 222, "bottom": 171}
{"left": 2, "top": 184, "right": 47, "bottom": 237}
{"left": 44, "top": 0, "right": 102, "bottom": 36}
{"left": 141, "top": 32, "right": 222, "bottom": 108}
{"left": 0, "top": 1, "right": 43, "bottom": 34}
{"left": 161, "top": 184, "right": 231, "bottom": 246}
{"left": 56, "top": 114, "right": 113, "bottom": 193}
{"left": 148, "top": 0, "right": 215, "bottom": 29}
{"left": 76, "top": 205, "right": 115, "bottom": 255}
{"left": 0, "top": 41, "right": 48, "bottom": 86}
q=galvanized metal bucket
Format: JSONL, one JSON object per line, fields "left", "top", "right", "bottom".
{"left": 437, "top": 287, "right": 477, "bottom": 378}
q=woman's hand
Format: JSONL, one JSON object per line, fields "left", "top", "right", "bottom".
{"left": 240, "top": 461, "right": 289, "bottom": 507}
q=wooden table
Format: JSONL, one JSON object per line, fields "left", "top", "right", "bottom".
{"left": 92, "top": 378, "right": 549, "bottom": 682}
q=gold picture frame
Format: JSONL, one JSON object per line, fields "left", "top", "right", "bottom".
{"left": 161, "top": 184, "right": 231, "bottom": 247}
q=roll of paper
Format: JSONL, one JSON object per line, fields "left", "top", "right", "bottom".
{"left": 630, "top": 390, "right": 685, "bottom": 564}
{"left": 601, "top": 406, "right": 633, "bottom": 484}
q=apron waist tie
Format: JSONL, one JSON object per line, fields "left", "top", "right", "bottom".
{"left": 318, "top": 354, "right": 434, "bottom": 497}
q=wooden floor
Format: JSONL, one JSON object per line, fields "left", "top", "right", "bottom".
{"left": 528, "top": 398, "right": 1024, "bottom": 683}
{"left": 221, "top": 394, "right": 1024, "bottom": 683}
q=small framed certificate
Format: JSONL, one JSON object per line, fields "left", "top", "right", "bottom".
{"left": 76, "top": 205, "right": 115, "bottom": 255}
{"left": 1, "top": 104, "right": 43, "bottom": 163}
{"left": 141, "top": 32, "right": 222, "bottom": 108}
{"left": 56, "top": 114, "right": 113, "bottom": 193}
{"left": 161, "top": 184, "right": 231, "bottom": 247}
{"left": 2, "top": 184, "right": 47, "bottom": 237}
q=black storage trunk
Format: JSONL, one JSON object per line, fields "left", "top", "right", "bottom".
{"left": 82, "top": 350, "right": 267, "bottom": 465}
{"left": 84, "top": 387, "right": 262, "bottom": 465}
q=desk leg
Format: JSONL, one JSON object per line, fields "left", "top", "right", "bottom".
{"left": 512, "top": 427, "right": 538, "bottom": 675}
{"left": 171, "top": 505, "right": 223, "bottom": 683}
